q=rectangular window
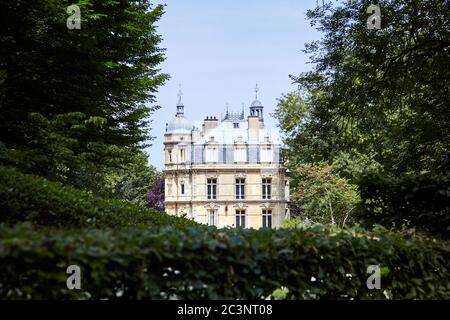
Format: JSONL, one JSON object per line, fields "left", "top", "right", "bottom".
{"left": 262, "top": 209, "right": 272, "bottom": 228}
{"left": 260, "top": 146, "right": 273, "bottom": 162}
{"left": 235, "top": 210, "right": 246, "bottom": 228}
{"left": 180, "top": 183, "right": 185, "bottom": 195}
{"left": 235, "top": 178, "right": 245, "bottom": 200}
{"left": 179, "top": 148, "right": 185, "bottom": 162}
{"left": 262, "top": 178, "right": 272, "bottom": 200}
{"left": 233, "top": 123, "right": 239, "bottom": 128}
{"left": 208, "top": 210, "right": 217, "bottom": 226}
{"left": 207, "top": 178, "right": 217, "bottom": 200}
{"left": 205, "top": 146, "right": 218, "bottom": 162}
{"left": 234, "top": 146, "right": 246, "bottom": 162}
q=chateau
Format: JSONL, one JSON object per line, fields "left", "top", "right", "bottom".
{"left": 163, "top": 85, "right": 290, "bottom": 228}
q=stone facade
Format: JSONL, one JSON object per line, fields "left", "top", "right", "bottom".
{"left": 164, "top": 86, "right": 290, "bottom": 228}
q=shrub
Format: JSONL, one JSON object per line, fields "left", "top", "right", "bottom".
{"left": 280, "top": 217, "right": 305, "bottom": 229}
{"left": 0, "top": 223, "right": 448, "bottom": 299}
{"left": 0, "top": 166, "right": 197, "bottom": 229}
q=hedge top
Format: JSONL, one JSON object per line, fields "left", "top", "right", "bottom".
{"left": 0, "top": 166, "right": 198, "bottom": 229}
{"left": 0, "top": 223, "right": 448, "bottom": 299}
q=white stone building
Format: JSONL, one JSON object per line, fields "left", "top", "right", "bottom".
{"left": 164, "top": 85, "right": 290, "bottom": 228}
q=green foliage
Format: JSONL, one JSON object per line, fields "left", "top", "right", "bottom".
{"left": 0, "top": 223, "right": 448, "bottom": 299}
{"left": 294, "top": 0, "right": 450, "bottom": 173}
{"left": 271, "top": 287, "right": 289, "bottom": 300}
{"left": 294, "top": 0, "right": 449, "bottom": 176}
{"left": 332, "top": 149, "right": 382, "bottom": 183}
{"left": 290, "top": 163, "right": 360, "bottom": 227}
{"left": 1, "top": 0, "right": 448, "bottom": 301}
{"left": 274, "top": 92, "right": 308, "bottom": 141}
{"left": 102, "top": 151, "right": 158, "bottom": 205}
{"left": 0, "top": 166, "right": 196, "bottom": 229}
{"left": 274, "top": 91, "right": 328, "bottom": 166}
{"left": 0, "top": 0, "right": 169, "bottom": 190}
{"left": 280, "top": 217, "right": 307, "bottom": 230}
{"left": 356, "top": 172, "right": 450, "bottom": 239}
{"left": 274, "top": 0, "right": 450, "bottom": 235}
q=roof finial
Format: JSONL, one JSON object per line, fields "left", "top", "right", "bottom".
{"left": 175, "top": 83, "right": 185, "bottom": 116}
{"left": 254, "top": 83, "right": 259, "bottom": 100}
{"left": 177, "top": 83, "right": 183, "bottom": 105}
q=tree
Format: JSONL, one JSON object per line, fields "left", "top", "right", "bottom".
{"left": 275, "top": 0, "right": 449, "bottom": 235}
{"left": 145, "top": 174, "right": 165, "bottom": 211}
{"left": 103, "top": 151, "right": 157, "bottom": 205}
{"left": 291, "top": 0, "right": 449, "bottom": 177}
{"left": 0, "top": 0, "right": 168, "bottom": 191}
{"left": 290, "top": 163, "right": 360, "bottom": 227}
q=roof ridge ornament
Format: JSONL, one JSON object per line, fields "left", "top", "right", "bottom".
{"left": 177, "top": 83, "right": 183, "bottom": 106}
{"left": 222, "top": 103, "right": 245, "bottom": 122}
{"left": 176, "top": 83, "right": 185, "bottom": 117}
{"left": 254, "top": 83, "right": 259, "bottom": 100}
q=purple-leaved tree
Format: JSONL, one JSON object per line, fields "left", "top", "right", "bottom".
{"left": 145, "top": 175, "right": 165, "bottom": 211}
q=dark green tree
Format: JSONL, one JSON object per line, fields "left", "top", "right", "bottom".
{"left": 291, "top": 0, "right": 449, "bottom": 176}
{"left": 0, "top": 0, "right": 168, "bottom": 191}
{"left": 275, "top": 0, "right": 449, "bottom": 236}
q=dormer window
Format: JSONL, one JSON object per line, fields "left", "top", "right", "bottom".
{"left": 205, "top": 146, "right": 218, "bottom": 162}
{"left": 234, "top": 145, "right": 246, "bottom": 162}
{"left": 260, "top": 145, "right": 273, "bottom": 162}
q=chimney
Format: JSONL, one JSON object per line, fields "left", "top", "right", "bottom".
{"left": 203, "top": 116, "right": 218, "bottom": 135}
{"left": 248, "top": 115, "right": 259, "bottom": 141}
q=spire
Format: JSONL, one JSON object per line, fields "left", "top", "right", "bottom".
{"left": 176, "top": 83, "right": 184, "bottom": 117}
{"left": 177, "top": 84, "right": 183, "bottom": 106}
{"left": 254, "top": 83, "right": 259, "bottom": 100}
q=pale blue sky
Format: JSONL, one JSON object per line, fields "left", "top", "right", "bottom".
{"left": 148, "top": 0, "right": 322, "bottom": 169}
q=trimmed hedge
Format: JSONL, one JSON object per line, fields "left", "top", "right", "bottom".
{"left": 0, "top": 166, "right": 197, "bottom": 229}
{"left": 0, "top": 223, "right": 448, "bottom": 299}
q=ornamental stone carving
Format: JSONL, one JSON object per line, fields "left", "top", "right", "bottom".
{"left": 204, "top": 202, "right": 220, "bottom": 209}
{"left": 233, "top": 202, "right": 248, "bottom": 209}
